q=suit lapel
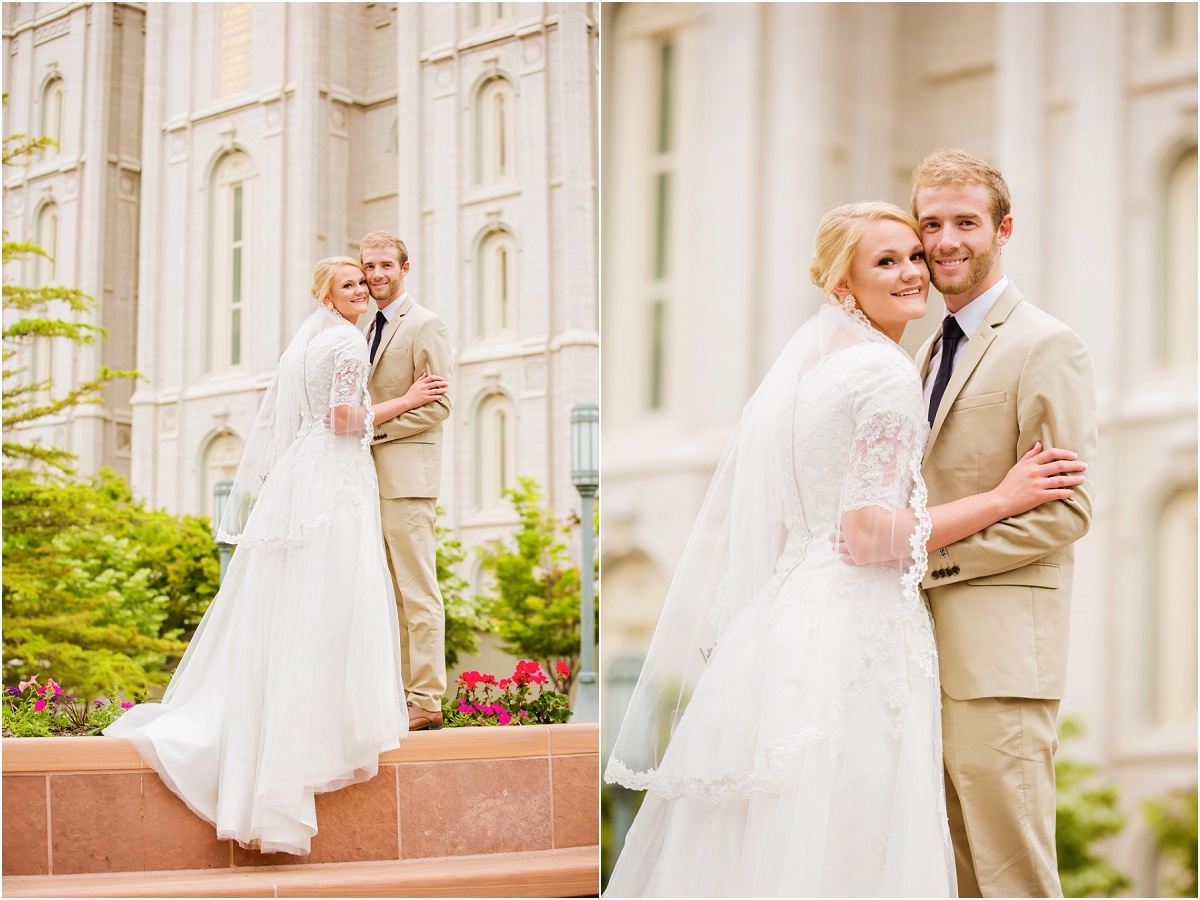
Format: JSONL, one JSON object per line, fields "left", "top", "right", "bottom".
{"left": 368, "top": 293, "right": 415, "bottom": 379}
{"left": 924, "top": 283, "right": 1024, "bottom": 453}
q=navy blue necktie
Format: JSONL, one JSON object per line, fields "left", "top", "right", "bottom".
{"left": 369, "top": 310, "right": 387, "bottom": 364}
{"left": 927, "top": 315, "right": 965, "bottom": 427}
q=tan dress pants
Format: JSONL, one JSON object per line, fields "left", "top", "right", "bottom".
{"left": 381, "top": 497, "right": 446, "bottom": 712}
{"left": 942, "top": 694, "right": 1062, "bottom": 898}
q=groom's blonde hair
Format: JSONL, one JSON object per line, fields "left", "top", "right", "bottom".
{"left": 809, "top": 202, "right": 920, "bottom": 299}
{"left": 910, "top": 149, "right": 1011, "bottom": 228}
{"left": 360, "top": 231, "right": 409, "bottom": 268}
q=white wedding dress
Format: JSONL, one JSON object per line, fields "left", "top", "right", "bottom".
{"left": 106, "top": 311, "right": 406, "bottom": 855}
{"left": 605, "top": 305, "right": 955, "bottom": 897}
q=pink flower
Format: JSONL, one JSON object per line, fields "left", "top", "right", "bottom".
{"left": 46, "top": 678, "right": 63, "bottom": 696}
{"left": 120, "top": 702, "right": 134, "bottom": 709}
{"left": 18, "top": 675, "right": 39, "bottom": 692}
{"left": 35, "top": 685, "right": 46, "bottom": 695}
{"left": 497, "top": 709, "right": 512, "bottom": 725}
{"left": 33, "top": 699, "right": 47, "bottom": 712}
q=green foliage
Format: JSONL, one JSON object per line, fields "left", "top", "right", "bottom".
{"left": 3, "top": 94, "right": 138, "bottom": 472}
{"left": 435, "top": 509, "right": 486, "bottom": 670}
{"left": 2, "top": 676, "right": 132, "bottom": 737}
{"left": 1144, "top": 789, "right": 1198, "bottom": 898}
{"left": 3, "top": 467, "right": 219, "bottom": 701}
{"left": 1056, "top": 719, "right": 1131, "bottom": 897}
{"left": 475, "top": 477, "right": 596, "bottom": 677}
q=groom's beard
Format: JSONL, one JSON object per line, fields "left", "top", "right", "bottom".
{"left": 930, "top": 239, "right": 999, "bottom": 298}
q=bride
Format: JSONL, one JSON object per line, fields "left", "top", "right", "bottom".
{"left": 106, "top": 257, "right": 446, "bottom": 855}
{"left": 603, "top": 202, "right": 1084, "bottom": 897}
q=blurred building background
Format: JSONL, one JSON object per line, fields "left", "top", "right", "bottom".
{"left": 3, "top": 1, "right": 599, "bottom": 673}
{"left": 600, "top": 2, "right": 1196, "bottom": 892}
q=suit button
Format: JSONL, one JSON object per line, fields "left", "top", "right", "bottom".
{"left": 950, "top": 566, "right": 960, "bottom": 575}
{"left": 932, "top": 569, "right": 941, "bottom": 579}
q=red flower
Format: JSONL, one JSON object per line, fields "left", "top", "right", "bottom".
{"left": 556, "top": 662, "right": 570, "bottom": 678}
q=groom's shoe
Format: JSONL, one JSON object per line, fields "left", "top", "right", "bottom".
{"left": 407, "top": 702, "right": 444, "bottom": 731}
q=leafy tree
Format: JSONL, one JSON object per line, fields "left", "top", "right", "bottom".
{"left": 436, "top": 510, "right": 487, "bottom": 670}
{"left": 1055, "top": 719, "right": 1131, "bottom": 897}
{"left": 475, "top": 477, "right": 597, "bottom": 677}
{"left": 3, "top": 468, "right": 218, "bottom": 700}
{"left": 1144, "top": 789, "right": 1198, "bottom": 898}
{"left": 3, "top": 93, "right": 137, "bottom": 472}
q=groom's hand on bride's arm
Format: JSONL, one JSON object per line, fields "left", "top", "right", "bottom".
{"left": 923, "top": 330, "right": 1098, "bottom": 588}
{"left": 371, "top": 318, "right": 454, "bottom": 444}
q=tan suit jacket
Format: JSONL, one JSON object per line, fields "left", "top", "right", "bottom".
{"left": 918, "top": 282, "right": 1097, "bottom": 702}
{"left": 367, "top": 294, "right": 454, "bottom": 499}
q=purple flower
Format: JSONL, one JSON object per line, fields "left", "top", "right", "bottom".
{"left": 94, "top": 700, "right": 105, "bottom": 707}
{"left": 5, "top": 686, "right": 19, "bottom": 696}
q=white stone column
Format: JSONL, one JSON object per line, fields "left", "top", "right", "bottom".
{"left": 130, "top": 3, "right": 167, "bottom": 507}
{"left": 994, "top": 2, "right": 1047, "bottom": 310}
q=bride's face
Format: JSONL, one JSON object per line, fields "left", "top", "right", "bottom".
{"left": 837, "top": 219, "right": 929, "bottom": 342}
{"left": 326, "top": 264, "right": 370, "bottom": 323}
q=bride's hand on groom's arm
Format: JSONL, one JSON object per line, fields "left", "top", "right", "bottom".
{"left": 400, "top": 373, "right": 447, "bottom": 412}
{"left": 991, "top": 442, "right": 1086, "bottom": 518}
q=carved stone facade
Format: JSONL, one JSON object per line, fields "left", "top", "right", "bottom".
{"left": 3, "top": 1, "right": 145, "bottom": 476}
{"left": 3, "top": 3, "right": 599, "bottom": 571}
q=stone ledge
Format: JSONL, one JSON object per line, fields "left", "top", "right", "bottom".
{"left": 3, "top": 725, "right": 599, "bottom": 880}
{"left": 2, "top": 846, "right": 600, "bottom": 897}
{"left": 3, "top": 724, "right": 599, "bottom": 773}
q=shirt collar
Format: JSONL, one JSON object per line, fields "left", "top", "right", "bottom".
{"left": 377, "top": 291, "right": 409, "bottom": 324}
{"left": 949, "top": 275, "right": 1008, "bottom": 339}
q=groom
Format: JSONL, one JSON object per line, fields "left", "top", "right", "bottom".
{"left": 912, "top": 150, "right": 1097, "bottom": 898}
{"left": 360, "top": 231, "right": 454, "bottom": 731}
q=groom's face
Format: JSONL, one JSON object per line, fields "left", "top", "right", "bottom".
{"left": 362, "top": 246, "right": 409, "bottom": 309}
{"left": 915, "top": 182, "right": 1011, "bottom": 303}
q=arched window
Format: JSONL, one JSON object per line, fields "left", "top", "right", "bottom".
{"left": 201, "top": 431, "right": 245, "bottom": 519}
{"left": 475, "top": 77, "right": 515, "bottom": 187}
{"left": 209, "top": 151, "right": 252, "bottom": 373}
{"left": 29, "top": 204, "right": 60, "bottom": 393}
{"left": 41, "top": 77, "right": 64, "bottom": 159}
{"left": 474, "top": 393, "right": 516, "bottom": 510}
{"left": 472, "top": 3, "right": 511, "bottom": 30}
{"left": 1161, "top": 146, "right": 1197, "bottom": 368}
{"left": 476, "top": 229, "right": 516, "bottom": 339}
{"left": 1146, "top": 485, "right": 1199, "bottom": 724}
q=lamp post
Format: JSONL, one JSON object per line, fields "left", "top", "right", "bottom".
{"left": 570, "top": 402, "right": 599, "bottom": 723}
{"left": 213, "top": 479, "right": 233, "bottom": 585}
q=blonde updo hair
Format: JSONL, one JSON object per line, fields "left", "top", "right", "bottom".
{"left": 809, "top": 201, "right": 921, "bottom": 300}
{"left": 310, "top": 256, "right": 364, "bottom": 304}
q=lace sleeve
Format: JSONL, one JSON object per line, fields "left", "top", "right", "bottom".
{"left": 836, "top": 347, "right": 931, "bottom": 567}
{"left": 842, "top": 412, "right": 924, "bottom": 511}
{"left": 328, "top": 353, "right": 374, "bottom": 454}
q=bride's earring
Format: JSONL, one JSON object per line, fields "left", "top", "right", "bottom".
{"left": 836, "top": 293, "right": 858, "bottom": 316}
{"left": 322, "top": 300, "right": 334, "bottom": 311}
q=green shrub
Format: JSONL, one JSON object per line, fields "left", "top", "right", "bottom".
{"left": 1144, "top": 789, "right": 1198, "bottom": 897}
{"left": 475, "top": 477, "right": 596, "bottom": 677}
{"left": 3, "top": 468, "right": 218, "bottom": 700}
{"left": 1056, "top": 718, "right": 1131, "bottom": 897}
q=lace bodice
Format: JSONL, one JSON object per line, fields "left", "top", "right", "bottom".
{"left": 301, "top": 322, "right": 374, "bottom": 453}
{"left": 787, "top": 341, "right": 927, "bottom": 535}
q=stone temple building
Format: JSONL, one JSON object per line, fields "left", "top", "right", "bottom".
{"left": 600, "top": 3, "right": 1196, "bottom": 892}
{"left": 3, "top": 2, "right": 599, "bottom": 604}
